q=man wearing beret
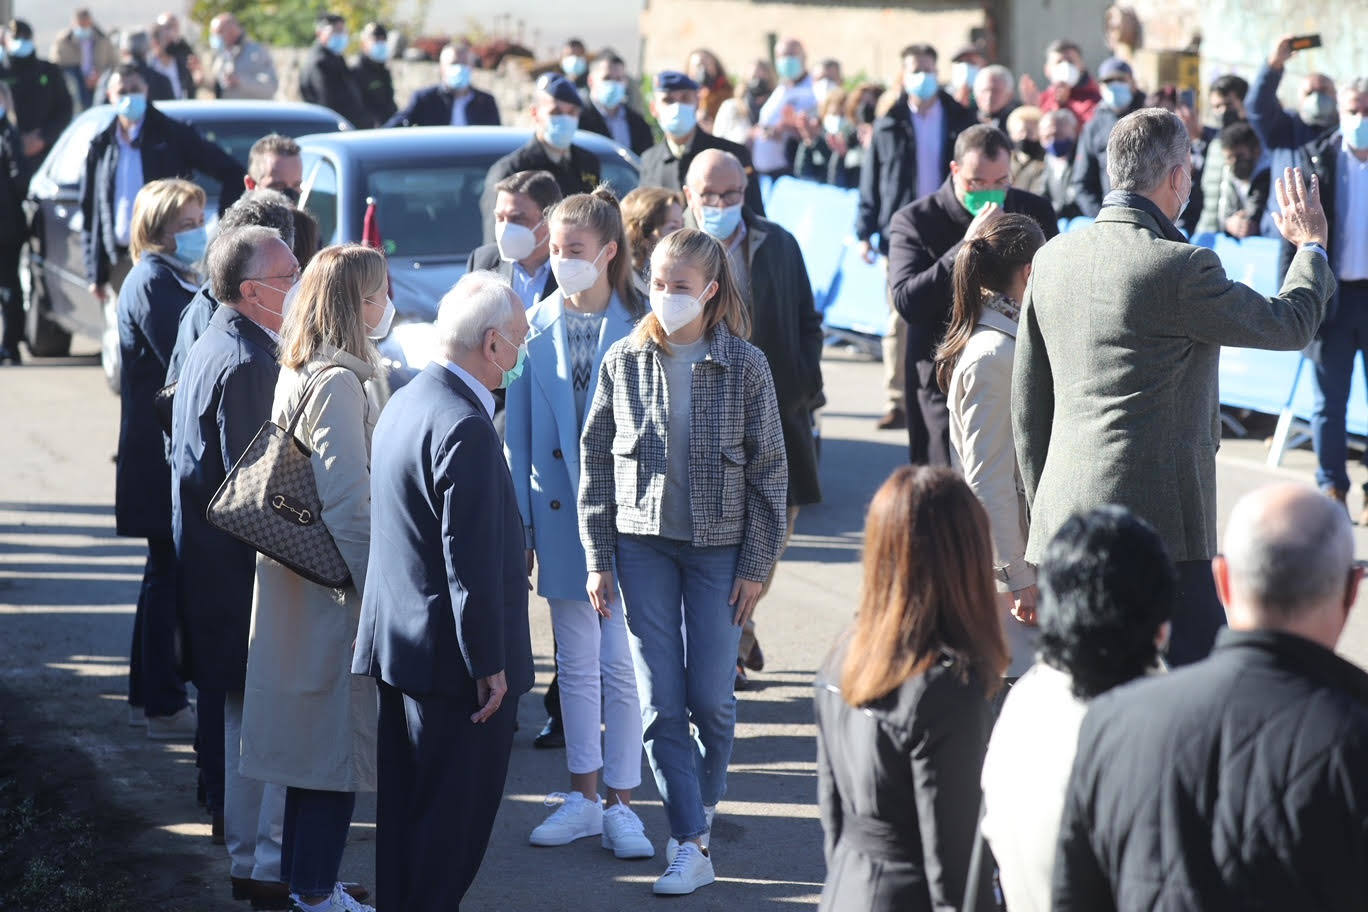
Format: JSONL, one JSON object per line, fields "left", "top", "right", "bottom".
{"left": 639, "top": 70, "right": 766, "bottom": 216}
{"left": 482, "top": 73, "right": 601, "bottom": 244}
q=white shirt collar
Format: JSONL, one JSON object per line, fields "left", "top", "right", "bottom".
{"left": 441, "top": 359, "right": 496, "bottom": 418}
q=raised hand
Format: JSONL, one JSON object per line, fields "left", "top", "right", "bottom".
{"left": 1271, "top": 167, "right": 1328, "bottom": 248}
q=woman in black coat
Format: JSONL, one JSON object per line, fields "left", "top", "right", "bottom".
{"left": 116, "top": 177, "right": 207, "bottom": 738}
{"left": 814, "top": 466, "right": 1007, "bottom": 912}
{"left": 0, "top": 83, "right": 30, "bottom": 364}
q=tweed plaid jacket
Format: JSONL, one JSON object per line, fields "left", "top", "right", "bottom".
{"left": 578, "top": 322, "right": 789, "bottom": 582}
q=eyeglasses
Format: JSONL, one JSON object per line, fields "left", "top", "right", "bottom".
{"left": 249, "top": 268, "right": 302, "bottom": 284}
{"left": 697, "top": 190, "right": 744, "bottom": 207}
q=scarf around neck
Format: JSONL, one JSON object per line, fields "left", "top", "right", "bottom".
{"left": 1101, "top": 189, "right": 1188, "bottom": 244}
{"left": 982, "top": 291, "right": 1021, "bottom": 324}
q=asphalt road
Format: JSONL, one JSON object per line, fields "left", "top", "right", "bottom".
{"left": 5, "top": 341, "right": 1368, "bottom": 910}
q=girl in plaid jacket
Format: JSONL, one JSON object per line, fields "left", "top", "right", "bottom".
{"left": 578, "top": 228, "right": 789, "bottom": 896}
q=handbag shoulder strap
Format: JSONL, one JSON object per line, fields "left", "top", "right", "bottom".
{"left": 282, "top": 364, "right": 351, "bottom": 442}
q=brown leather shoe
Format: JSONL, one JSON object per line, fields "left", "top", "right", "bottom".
{"left": 876, "top": 407, "right": 906, "bottom": 430}
{"left": 1323, "top": 485, "right": 1350, "bottom": 517}
{"left": 248, "top": 881, "right": 291, "bottom": 911}
{"left": 231, "top": 876, "right": 253, "bottom": 902}
{"left": 743, "top": 639, "right": 765, "bottom": 672}
{"left": 341, "top": 883, "right": 370, "bottom": 903}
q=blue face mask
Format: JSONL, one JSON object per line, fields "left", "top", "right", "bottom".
{"left": 494, "top": 330, "right": 528, "bottom": 388}
{"left": 697, "top": 203, "right": 743, "bottom": 240}
{"left": 1102, "top": 82, "right": 1132, "bottom": 111}
{"left": 544, "top": 113, "right": 579, "bottom": 149}
{"left": 368, "top": 41, "right": 389, "bottom": 63}
{"left": 593, "top": 79, "right": 626, "bottom": 109}
{"left": 116, "top": 92, "right": 148, "bottom": 123}
{"left": 561, "top": 55, "right": 587, "bottom": 77}
{"left": 1348, "top": 113, "right": 1368, "bottom": 152}
{"left": 208, "top": 33, "right": 224, "bottom": 51}
{"left": 904, "top": 71, "right": 939, "bottom": 102}
{"left": 73, "top": 27, "right": 93, "bottom": 40}
{"left": 172, "top": 225, "right": 208, "bottom": 266}
{"left": 657, "top": 101, "right": 697, "bottom": 137}
{"left": 775, "top": 55, "right": 804, "bottom": 82}
{"left": 445, "top": 63, "right": 471, "bottom": 90}
{"left": 9, "top": 38, "right": 34, "bottom": 58}
{"left": 326, "top": 32, "right": 348, "bottom": 55}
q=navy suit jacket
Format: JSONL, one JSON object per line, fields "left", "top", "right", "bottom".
{"left": 385, "top": 85, "right": 501, "bottom": 128}
{"left": 170, "top": 304, "right": 280, "bottom": 691}
{"left": 352, "top": 362, "right": 533, "bottom": 701}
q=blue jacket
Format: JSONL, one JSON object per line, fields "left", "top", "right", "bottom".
{"left": 162, "top": 281, "right": 218, "bottom": 462}
{"left": 1247, "top": 63, "right": 1339, "bottom": 232}
{"left": 504, "top": 291, "right": 635, "bottom": 600}
{"left": 385, "top": 84, "right": 501, "bottom": 128}
{"left": 115, "top": 252, "right": 197, "bottom": 538}
{"left": 170, "top": 304, "right": 280, "bottom": 691}
{"left": 352, "top": 363, "right": 534, "bottom": 701}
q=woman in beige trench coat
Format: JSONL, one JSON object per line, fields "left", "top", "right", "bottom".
{"left": 240, "top": 244, "right": 393, "bottom": 912}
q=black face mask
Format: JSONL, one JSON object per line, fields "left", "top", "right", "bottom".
{"left": 748, "top": 78, "right": 772, "bottom": 96}
{"left": 1019, "top": 138, "right": 1045, "bottom": 160}
{"left": 1231, "top": 157, "right": 1255, "bottom": 181}
{"left": 1221, "top": 107, "right": 1244, "bottom": 128}
{"left": 278, "top": 186, "right": 301, "bottom": 204}
{"left": 858, "top": 101, "right": 877, "bottom": 124}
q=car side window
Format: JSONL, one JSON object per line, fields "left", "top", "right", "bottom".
{"left": 50, "top": 111, "right": 113, "bottom": 188}
{"left": 301, "top": 155, "right": 339, "bottom": 245}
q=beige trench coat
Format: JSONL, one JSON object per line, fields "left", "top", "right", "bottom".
{"left": 240, "top": 347, "right": 378, "bottom": 792}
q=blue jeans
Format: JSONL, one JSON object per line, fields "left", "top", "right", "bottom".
{"left": 281, "top": 787, "right": 356, "bottom": 896}
{"left": 616, "top": 534, "right": 742, "bottom": 842}
{"left": 1312, "top": 282, "right": 1368, "bottom": 492}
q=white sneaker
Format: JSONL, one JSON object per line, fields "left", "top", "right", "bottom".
{"left": 666, "top": 805, "right": 716, "bottom": 863}
{"left": 653, "top": 842, "right": 715, "bottom": 896}
{"left": 146, "top": 704, "right": 196, "bottom": 740}
{"left": 529, "top": 792, "right": 603, "bottom": 846}
{"left": 602, "top": 802, "right": 654, "bottom": 859}
{"left": 291, "top": 883, "right": 375, "bottom": 912}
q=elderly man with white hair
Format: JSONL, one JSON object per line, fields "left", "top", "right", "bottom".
{"left": 352, "top": 271, "right": 534, "bottom": 912}
{"left": 973, "top": 63, "right": 1019, "bottom": 134}
{"left": 1013, "top": 107, "right": 1338, "bottom": 666}
{"left": 1054, "top": 483, "right": 1368, "bottom": 910}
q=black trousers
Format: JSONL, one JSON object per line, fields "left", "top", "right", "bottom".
{"left": 376, "top": 680, "right": 517, "bottom": 912}
{"left": 1168, "top": 559, "right": 1228, "bottom": 666}
{"left": 0, "top": 242, "right": 22, "bottom": 351}
{"left": 905, "top": 356, "right": 952, "bottom": 466}
{"left": 127, "top": 535, "right": 188, "bottom": 716}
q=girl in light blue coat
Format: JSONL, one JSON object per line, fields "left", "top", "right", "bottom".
{"left": 504, "top": 186, "right": 654, "bottom": 859}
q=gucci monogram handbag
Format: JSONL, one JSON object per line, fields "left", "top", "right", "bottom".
{"left": 206, "top": 366, "right": 352, "bottom": 588}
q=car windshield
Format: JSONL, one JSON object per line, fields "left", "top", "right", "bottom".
{"left": 364, "top": 164, "right": 489, "bottom": 260}
{"left": 190, "top": 119, "right": 336, "bottom": 199}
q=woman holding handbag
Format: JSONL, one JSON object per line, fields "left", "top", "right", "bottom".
{"left": 814, "top": 466, "right": 1007, "bottom": 912}
{"left": 578, "top": 228, "right": 789, "bottom": 895}
{"left": 116, "top": 177, "right": 205, "bottom": 738}
{"left": 239, "top": 244, "right": 392, "bottom": 912}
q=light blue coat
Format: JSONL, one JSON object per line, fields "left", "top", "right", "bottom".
{"left": 505, "top": 290, "right": 636, "bottom": 601}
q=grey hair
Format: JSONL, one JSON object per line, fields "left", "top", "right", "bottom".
{"left": 219, "top": 191, "right": 296, "bottom": 249}
{"left": 1224, "top": 487, "right": 1354, "bottom": 619}
{"left": 435, "top": 270, "right": 519, "bottom": 356}
{"left": 1105, "top": 108, "right": 1190, "bottom": 193}
{"left": 976, "top": 64, "right": 1013, "bottom": 89}
{"left": 209, "top": 225, "right": 282, "bottom": 303}
{"left": 1041, "top": 108, "right": 1079, "bottom": 132}
{"left": 121, "top": 28, "right": 151, "bottom": 58}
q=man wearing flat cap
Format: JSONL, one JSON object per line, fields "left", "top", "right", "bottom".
{"left": 482, "top": 73, "right": 601, "bottom": 243}
{"left": 638, "top": 70, "right": 766, "bottom": 215}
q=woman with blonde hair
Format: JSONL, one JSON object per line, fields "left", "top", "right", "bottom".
{"left": 578, "top": 227, "right": 788, "bottom": 895}
{"left": 507, "top": 185, "right": 652, "bottom": 859}
{"left": 0, "top": 81, "right": 27, "bottom": 364}
{"left": 620, "top": 186, "right": 683, "bottom": 292}
{"left": 935, "top": 211, "right": 1047, "bottom": 677}
{"left": 240, "top": 243, "right": 391, "bottom": 912}
{"left": 115, "top": 177, "right": 205, "bottom": 738}
{"left": 814, "top": 465, "right": 1008, "bottom": 912}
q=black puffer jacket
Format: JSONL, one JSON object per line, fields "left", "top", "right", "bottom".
{"left": 1055, "top": 628, "right": 1368, "bottom": 911}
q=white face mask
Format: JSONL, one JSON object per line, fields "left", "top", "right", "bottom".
{"left": 366, "top": 294, "right": 396, "bottom": 339}
{"left": 551, "top": 246, "right": 608, "bottom": 296}
{"left": 650, "top": 282, "right": 713, "bottom": 335}
{"left": 1050, "top": 60, "right": 1081, "bottom": 88}
{"left": 257, "top": 280, "right": 298, "bottom": 318}
{"left": 496, "top": 219, "right": 544, "bottom": 263}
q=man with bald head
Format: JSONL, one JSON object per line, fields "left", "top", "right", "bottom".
{"left": 206, "top": 14, "right": 278, "bottom": 100}
{"left": 683, "top": 148, "right": 823, "bottom": 684}
{"left": 1054, "top": 484, "right": 1368, "bottom": 910}
{"left": 752, "top": 36, "right": 818, "bottom": 178}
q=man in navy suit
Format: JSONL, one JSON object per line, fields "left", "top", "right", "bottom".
{"left": 385, "top": 43, "right": 501, "bottom": 128}
{"left": 353, "top": 271, "right": 535, "bottom": 911}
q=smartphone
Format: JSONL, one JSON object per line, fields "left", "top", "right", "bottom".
{"left": 1289, "top": 34, "right": 1323, "bottom": 51}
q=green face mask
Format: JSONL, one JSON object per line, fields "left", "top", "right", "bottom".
{"left": 963, "top": 188, "right": 1007, "bottom": 215}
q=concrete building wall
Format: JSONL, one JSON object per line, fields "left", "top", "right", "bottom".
{"left": 998, "top": 0, "right": 1112, "bottom": 84}
{"left": 637, "top": 0, "right": 986, "bottom": 87}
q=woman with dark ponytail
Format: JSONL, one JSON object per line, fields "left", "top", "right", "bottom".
{"left": 935, "top": 210, "right": 1046, "bottom": 678}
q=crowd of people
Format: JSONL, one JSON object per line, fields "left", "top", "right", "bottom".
{"left": 2, "top": 5, "right": 1367, "bottom": 912}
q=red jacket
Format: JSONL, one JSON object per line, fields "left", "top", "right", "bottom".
{"left": 1039, "top": 75, "right": 1102, "bottom": 125}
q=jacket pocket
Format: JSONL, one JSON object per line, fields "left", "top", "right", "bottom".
{"left": 720, "top": 445, "right": 747, "bottom": 522}
{"left": 611, "top": 435, "right": 641, "bottom": 508}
